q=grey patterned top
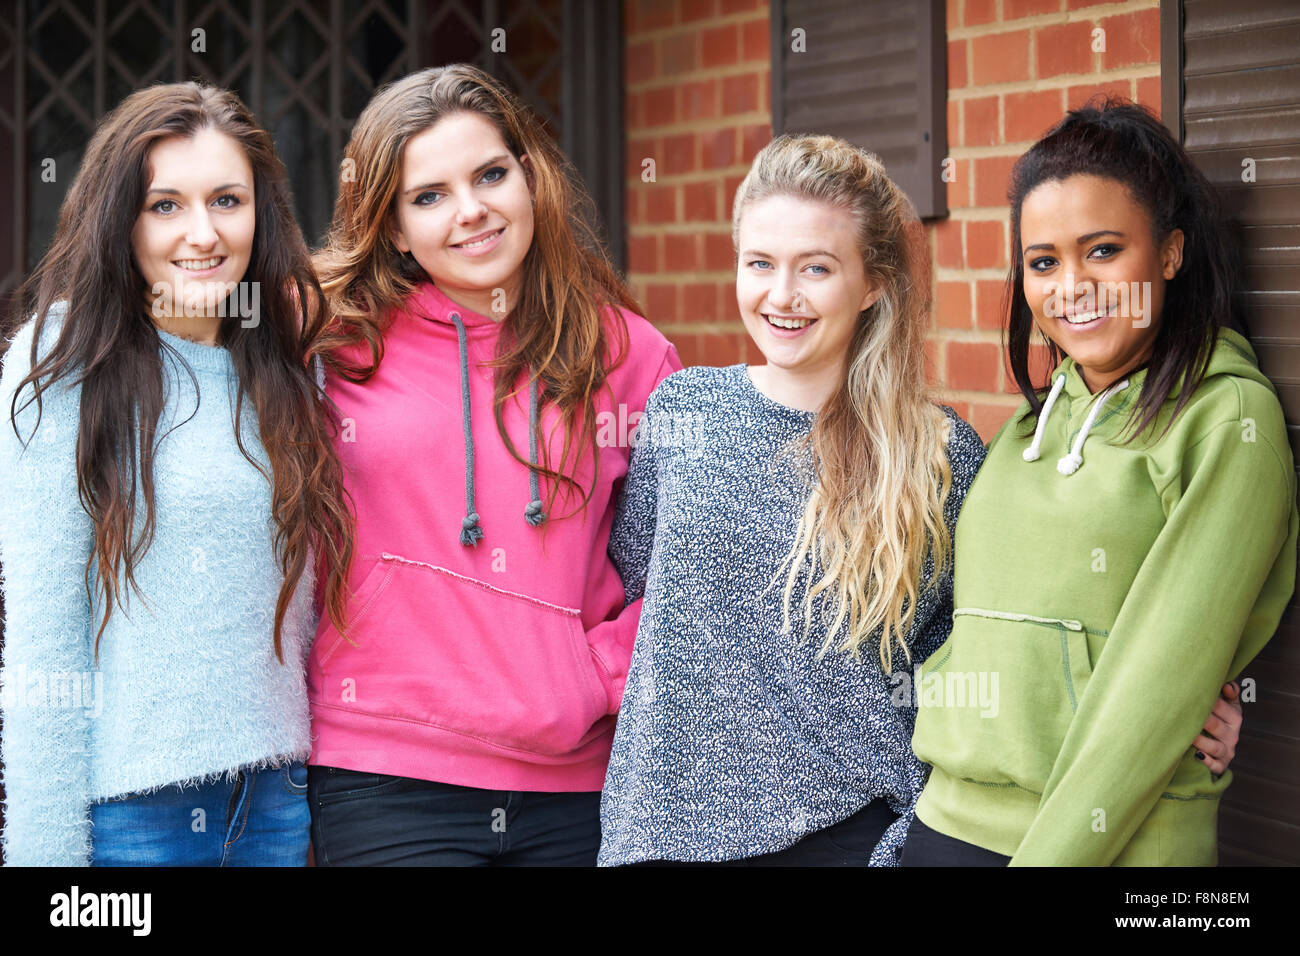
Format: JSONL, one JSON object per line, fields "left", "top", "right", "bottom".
{"left": 598, "top": 364, "right": 986, "bottom": 866}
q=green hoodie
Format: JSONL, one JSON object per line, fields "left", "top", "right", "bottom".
{"left": 911, "top": 329, "right": 1298, "bottom": 866}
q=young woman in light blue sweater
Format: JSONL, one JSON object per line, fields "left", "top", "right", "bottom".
{"left": 0, "top": 83, "right": 354, "bottom": 866}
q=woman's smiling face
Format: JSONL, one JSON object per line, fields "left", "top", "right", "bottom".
{"left": 736, "top": 193, "right": 878, "bottom": 383}
{"left": 390, "top": 110, "right": 535, "bottom": 319}
{"left": 131, "top": 126, "right": 256, "bottom": 319}
{"left": 1019, "top": 173, "right": 1183, "bottom": 392}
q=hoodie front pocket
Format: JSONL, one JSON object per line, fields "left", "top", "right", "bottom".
{"left": 312, "top": 557, "right": 396, "bottom": 669}
{"left": 313, "top": 552, "right": 608, "bottom": 757}
{"left": 913, "top": 607, "right": 1096, "bottom": 794}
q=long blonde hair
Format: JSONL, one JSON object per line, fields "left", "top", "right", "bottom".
{"left": 735, "top": 135, "right": 953, "bottom": 673}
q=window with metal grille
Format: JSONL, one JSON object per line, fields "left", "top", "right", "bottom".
{"left": 0, "top": 0, "right": 625, "bottom": 299}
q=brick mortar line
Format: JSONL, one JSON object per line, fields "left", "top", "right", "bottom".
{"left": 934, "top": 267, "right": 1014, "bottom": 278}
{"left": 627, "top": 65, "right": 773, "bottom": 94}
{"left": 629, "top": 228, "right": 733, "bottom": 236}
{"left": 627, "top": 11, "right": 768, "bottom": 41}
{"left": 654, "top": 322, "right": 748, "bottom": 334}
{"left": 943, "top": 144, "right": 1043, "bottom": 158}
{"left": 949, "top": 66, "right": 1159, "bottom": 98}
{"left": 947, "top": 0, "right": 1161, "bottom": 39}
{"left": 927, "top": 327, "right": 1007, "bottom": 340}
{"left": 627, "top": 116, "right": 772, "bottom": 136}
{"left": 624, "top": 177, "right": 750, "bottom": 190}
{"left": 939, "top": 205, "right": 1012, "bottom": 218}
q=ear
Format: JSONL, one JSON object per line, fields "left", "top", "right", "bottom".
{"left": 860, "top": 285, "right": 882, "bottom": 314}
{"left": 390, "top": 212, "right": 411, "bottom": 254}
{"left": 519, "top": 153, "right": 536, "bottom": 198}
{"left": 1160, "top": 228, "right": 1184, "bottom": 281}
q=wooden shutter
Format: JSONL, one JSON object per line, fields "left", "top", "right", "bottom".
{"left": 1163, "top": 0, "right": 1300, "bottom": 866}
{"left": 769, "top": 0, "right": 947, "bottom": 219}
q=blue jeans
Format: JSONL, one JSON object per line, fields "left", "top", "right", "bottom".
{"left": 90, "top": 762, "right": 311, "bottom": 867}
{"left": 308, "top": 766, "right": 601, "bottom": 866}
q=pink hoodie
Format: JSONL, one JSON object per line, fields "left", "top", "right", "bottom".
{"left": 307, "top": 282, "right": 681, "bottom": 791}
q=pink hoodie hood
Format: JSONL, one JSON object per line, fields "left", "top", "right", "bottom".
{"left": 307, "top": 282, "right": 681, "bottom": 791}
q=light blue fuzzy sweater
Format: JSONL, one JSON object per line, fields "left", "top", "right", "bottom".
{"left": 0, "top": 307, "right": 316, "bottom": 866}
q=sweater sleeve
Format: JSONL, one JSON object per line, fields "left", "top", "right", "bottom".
{"left": 586, "top": 350, "right": 681, "bottom": 713}
{"left": 1009, "top": 414, "right": 1297, "bottom": 866}
{"left": 606, "top": 386, "right": 668, "bottom": 606}
{"left": 0, "top": 319, "right": 97, "bottom": 867}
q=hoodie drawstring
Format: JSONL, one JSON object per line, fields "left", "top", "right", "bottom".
{"left": 525, "top": 375, "right": 547, "bottom": 527}
{"left": 451, "top": 312, "right": 484, "bottom": 547}
{"left": 1022, "top": 373, "right": 1067, "bottom": 463}
{"left": 450, "top": 311, "right": 547, "bottom": 546}
{"left": 1056, "top": 378, "right": 1130, "bottom": 475}
{"left": 1023, "top": 372, "right": 1131, "bottom": 476}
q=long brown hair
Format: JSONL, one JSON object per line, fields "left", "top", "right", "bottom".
{"left": 5, "top": 81, "right": 355, "bottom": 662}
{"left": 737, "top": 136, "right": 953, "bottom": 673}
{"left": 311, "top": 64, "right": 639, "bottom": 517}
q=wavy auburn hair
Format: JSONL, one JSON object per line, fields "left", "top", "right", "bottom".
{"left": 5, "top": 81, "right": 355, "bottom": 662}
{"left": 737, "top": 135, "right": 953, "bottom": 673}
{"left": 311, "top": 64, "right": 639, "bottom": 519}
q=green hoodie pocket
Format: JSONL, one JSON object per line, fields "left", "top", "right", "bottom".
{"left": 912, "top": 607, "right": 1096, "bottom": 795}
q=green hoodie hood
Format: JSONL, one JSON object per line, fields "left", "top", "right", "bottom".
{"left": 1016, "top": 328, "right": 1274, "bottom": 476}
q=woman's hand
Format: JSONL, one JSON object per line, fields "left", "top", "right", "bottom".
{"left": 1193, "top": 681, "right": 1242, "bottom": 776}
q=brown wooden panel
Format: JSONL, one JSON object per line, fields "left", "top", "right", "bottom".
{"left": 1208, "top": 183, "right": 1300, "bottom": 225}
{"left": 1190, "top": 145, "right": 1300, "bottom": 188}
{"left": 1253, "top": 612, "right": 1300, "bottom": 667}
{"left": 1218, "top": 805, "right": 1299, "bottom": 864}
{"left": 1222, "top": 684, "right": 1300, "bottom": 740}
{"left": 1184, "top": 106, "right": 1300, "bottom": 151}
{"left": 1183, "top": 0, "right": 1300, "bottom": 37}
{"left": 1228, "top": 729, "right": 1300, "bottom": 786}
{"left": 1184, "top": 23, "right": 1300, "bottom": 74}
{"left": 772, "top": 0, "right": 946, "bottom": 219}
{"left": 1221, "top": 767, "right": 1300, "bottom": 825}
{"left": 1250, "top": 304, "right": 1300, "bottom": 341}
{"left": 1185, "top": 65, "right": 1300, "bottom": 114}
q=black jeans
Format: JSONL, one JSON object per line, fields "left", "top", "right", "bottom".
{"left": 629, "top": 799, "right": 900, "bottom": 867}
{"left": 308, "top": 766, "right": 601, "bottom": 866}
{"left": 900, "top": 814, "right": 1011, "bottom": 866}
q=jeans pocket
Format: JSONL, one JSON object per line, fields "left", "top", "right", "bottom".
{"left": 309, "top": 766, "right": 407, "bottom": 805}
{"left": 281, "top": 761, "right": 310, "bottom": 796}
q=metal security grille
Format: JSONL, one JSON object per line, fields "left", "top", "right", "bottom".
{"left": 0, "top": 0, "right": 624, "bottom": 297}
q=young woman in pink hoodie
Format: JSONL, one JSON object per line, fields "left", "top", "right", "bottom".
{"left": 303, "top": 64, "right": 680, "bottom": 865}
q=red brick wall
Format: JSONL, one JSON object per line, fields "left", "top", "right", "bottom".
{"left": 624, "top": 0, "right": 1162, "bottom": 441}
{"left": 623, "top": 0, "right": 769, "bottom": 367}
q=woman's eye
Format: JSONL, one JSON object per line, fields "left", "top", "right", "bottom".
{"left": 151, "top": 199, "right": 177, "bottom": 214}
{"left": 1028, "top": 256, "right": 1056, "bottom": 272}
{"left": 480, "top": 166, "right": 507, "bottom": 185}
{"left": 415, "top": 191, "right": 441, "bottom": 206}
{"left": 805, "top": 264, "right": 829, "bottom": 276}
{"left": 213, "top": 193, "right": 240, "bottom": 209}
{"left": 1088, "top": 243, "right": 1120, "bottom": 259}
{"left": 747, "top": 260, "right": 772, "bottom": 270}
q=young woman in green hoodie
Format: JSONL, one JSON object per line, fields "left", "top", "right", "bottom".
{"left": 905, "top": 100, "right": 1297, "bottom": 866}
